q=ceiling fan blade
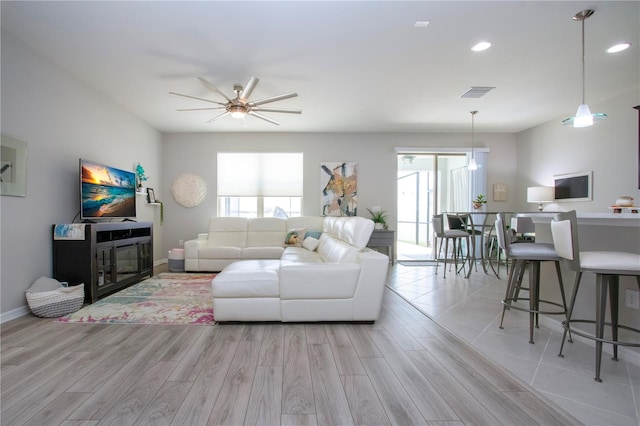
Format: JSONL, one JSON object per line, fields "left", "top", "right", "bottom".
{"left": 239, "top": 77, "right": 259, "bottom": 102}
{"left": 249, "top": 92, "right": 298, "bottom": 107}
{"left": 177, "top": 107, "right": 226, "bottom": 111}
{"left": 206, "top": 111, "right": 230, "bottom": 123}
{"left": 248, "top": 111, "right": 280, "bottom": 125}
{"left": 198, "top": 77, "right": 232, "bottom": 102}
{"left": 251, "top": 107, "right": 302, "bottom": 114}
{"left": 169, "top": 92, "right": 227, "bottom": 106}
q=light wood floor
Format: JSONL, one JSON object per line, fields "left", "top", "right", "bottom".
{"left": 1, "top": 287, "right": 581, "bottom": 425}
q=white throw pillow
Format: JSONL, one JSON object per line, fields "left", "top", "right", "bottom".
{"left": 27, "top": 276, "right": 62, "bottom": 293}
{"left": 302, "top": 237, "right": 320, "bottom": 251}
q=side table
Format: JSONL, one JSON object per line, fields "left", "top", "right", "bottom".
{"left": 367, "top": 229, "right": 396, "bottom": 265}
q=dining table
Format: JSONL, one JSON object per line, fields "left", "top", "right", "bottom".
{"left": 444, "top": 211, "right": 518, "bottom": 278}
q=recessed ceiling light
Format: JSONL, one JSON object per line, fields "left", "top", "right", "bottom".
{"left": 607, "top": 43, "right": 631, "bottom": 53}
{"left": 414, "top": 21, "right": 430, "bottom": 28}
{"left": 471, "top": 42, "right": 491, "bottom": 52}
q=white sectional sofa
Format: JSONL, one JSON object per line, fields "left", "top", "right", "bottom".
{"left": 185, "top": 216, "right": 324, "bottom": 272}
{"left": 184, "top": 216, "right": 389, "bottom": 322}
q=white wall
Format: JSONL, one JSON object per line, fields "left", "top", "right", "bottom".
{"left": 0, "top": 31, "right": 162, "bottom": 317}
{"left": 160, "top": 132, "right": 518, "bottom": 254}
{"left": 516, "top": 89, "right": 640, "bottom": 211}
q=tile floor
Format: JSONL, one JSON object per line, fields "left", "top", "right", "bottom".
{"left": 386, "top": 260, "right": 640, "bottom": 426}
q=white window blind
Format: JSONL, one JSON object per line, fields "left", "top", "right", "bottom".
{"left": 217, "top": 152, "right": 303, "bottom": 197}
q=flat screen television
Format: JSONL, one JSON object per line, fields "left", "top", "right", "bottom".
{"left": 80, "top": 158, "right": 137, "bottom": 221}
{"left": 553, "top": 171, "right": 592, "bottom": 202}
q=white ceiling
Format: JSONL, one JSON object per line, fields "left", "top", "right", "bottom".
{"left": 2, "top": 1, "right": 638, "bottom": 134}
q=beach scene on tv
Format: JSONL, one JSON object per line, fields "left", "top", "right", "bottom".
{"left": 81, "top": 161, "right": 136, "bottom": 218}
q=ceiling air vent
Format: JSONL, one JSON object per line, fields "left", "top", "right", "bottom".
{"left": 460, "top": 86, "right": 495, "bottom": 98}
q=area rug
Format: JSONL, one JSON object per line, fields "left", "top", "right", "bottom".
{"left": 56, "top": 273, "right": 216, "bottom": 325}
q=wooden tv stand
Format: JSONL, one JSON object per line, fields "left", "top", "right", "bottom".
{"left": 52, "top": 221, "right": 153, "bottom": 303}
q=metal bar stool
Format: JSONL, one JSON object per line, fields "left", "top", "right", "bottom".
{"left": 510, "top": 216, "right": 536, "bottom": 301}
{"left": 447, "top": 213, "right": 481, "bottom": 276}
{"left": 432, "top": 214, "right": 471, "bottom": 278}
{"left": 551, "top": 210, "right": 640, "bottom": 382}
{"left": 495, "top": 213, "right": 570, "bottom": 344}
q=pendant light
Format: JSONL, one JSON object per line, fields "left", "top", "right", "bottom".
{"left": 468, "top": 110, "right": 478, "bottom": 171}
{"left": 562, "top": 9, "right": 607, "bottom": 127}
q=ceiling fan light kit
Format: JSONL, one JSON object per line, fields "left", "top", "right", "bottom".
{"left": 562, "top": 9, "right": 607, "bottom": 127}
{"left": 229, "top": 105, "right": 247, "bottom": 119}
{"left": 171, "top": 76, "right": 301, "bottom": 126}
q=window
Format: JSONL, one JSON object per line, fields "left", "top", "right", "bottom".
{"left": 217, "top": 153, "right": 303, "bottom": 217}
{"left": 219, "top": 196, "right": 301, "bottom": 217}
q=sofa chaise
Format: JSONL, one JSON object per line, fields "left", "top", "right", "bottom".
{"left": 184, "top": 216, "right": 389, "bottom": 322}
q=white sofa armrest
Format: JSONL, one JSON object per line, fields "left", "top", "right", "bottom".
{"left": 352, "top": 249, "right": 389, "bottom": 320}
{"left": 184, "top": 238, "right": 207, "bottom": 257}
{"left": 184, "top": 233, "right": 209, "bottom": 258}
{"left": 184, "top": 237, "right": 209, "bottom": 271}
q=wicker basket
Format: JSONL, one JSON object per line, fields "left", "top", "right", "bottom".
{"left": 26, "top": 285, "right": 84, "bottom": 318}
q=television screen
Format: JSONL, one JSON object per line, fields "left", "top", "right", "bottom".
{"left": 80, "top": 159, "right": 137, "bottom": 220}
{"left": 553, "top": 171, "right": 592, "bottom": 202}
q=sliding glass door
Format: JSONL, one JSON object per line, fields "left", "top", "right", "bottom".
{"left": 396, "top": 153, "right": 468, "bottom": 262}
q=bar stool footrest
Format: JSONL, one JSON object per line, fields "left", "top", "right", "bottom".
{"left": 502, "top": 297, "right": 568, "bottom": 316}
{"left": 562, "top": 319, "right": 640, "bottom": 347}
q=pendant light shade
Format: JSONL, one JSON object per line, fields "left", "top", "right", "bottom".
{"left": 562, "top": 9, "right": 607, "bottom": 127}
{"left": 468, "top": 110, "right": 478, "bottom": 171}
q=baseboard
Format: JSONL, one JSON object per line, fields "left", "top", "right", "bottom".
{"left": 1, "top": 305, "right": 30, "bottom": 324}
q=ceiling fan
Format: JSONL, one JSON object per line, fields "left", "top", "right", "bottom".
{"left": 170, "top": 76, "right": 301, "bottom": 125}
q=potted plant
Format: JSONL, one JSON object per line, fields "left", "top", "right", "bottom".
{"left": 367, "top": 208, "right": 388, "bottom": 230}
{"left": 135, "top": 163, "right": 148, "bottom": 190}
{"left": 473, "top": 194, "right": 487, "bottom": 210}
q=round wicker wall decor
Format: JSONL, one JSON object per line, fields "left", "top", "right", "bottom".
{"left": 171, "top": 173, "right": 207, "bottom": 208}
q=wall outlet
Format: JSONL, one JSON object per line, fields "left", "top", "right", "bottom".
{"left": 179, "top": 239, "right": 184, "bottom": 247}
{"left": 626, "top": 289, "right": 639, "bottom": 309}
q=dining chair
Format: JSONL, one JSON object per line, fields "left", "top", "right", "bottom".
{"left": 510, "top": 216, "right": 536, "bottom": 241}
{"left": 495, "top": 213, "right": 569, "bottom": 344}
{"left": 551, "top": 210, "right": 640, "bottom": 382}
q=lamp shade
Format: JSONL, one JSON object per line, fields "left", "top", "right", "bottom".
{"left": 573, "top": 104, "right": 594, "bottom": 127}
{"left": 468, "top": 158, "right": 478, "bottom": 170}
{"left": 527, "top": 186, "right": 554, "bottom": 211}
{"left": 527, "top": 186, "right": 555, "bottom": 203}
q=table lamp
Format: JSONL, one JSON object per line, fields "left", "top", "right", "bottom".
{"left": 527, "top": 186, "right": 554, "bottom": 211}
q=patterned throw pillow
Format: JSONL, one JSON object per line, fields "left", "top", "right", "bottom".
{"left": 285, "top": 229, "right": 305, "bottom": 247}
